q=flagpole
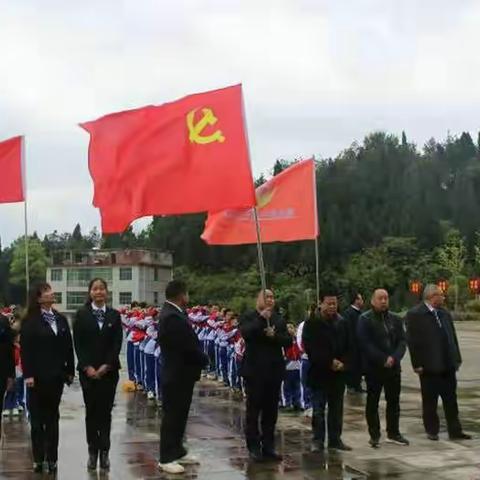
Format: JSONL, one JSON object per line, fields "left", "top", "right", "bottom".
{"left": 314, "top": 236, "right": 320, "bottom": 305}
{"left": 22, "top": 137, "right": 29, "bottom": 304}
{"left": 252, "top": 206, "right": 270, "bottom": 327}
{"left": 252, "top": 207, "right": 267, "bottom": 292}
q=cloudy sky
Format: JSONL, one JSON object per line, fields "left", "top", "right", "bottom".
{"left": 1, "top": 0, "right": 480, "bottom": 246}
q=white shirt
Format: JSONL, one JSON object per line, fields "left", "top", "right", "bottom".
{"left": 41, "top": 309, "right": 58, "bottom": 335}
{"left": 165, "top": 300, "right": 183, "bottom": 313}
{"left": 92, "top": 304, "right": 107, "bottom": 329}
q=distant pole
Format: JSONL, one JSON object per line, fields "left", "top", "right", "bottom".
{"left": 22, "top": 137, "right": 29, "bottom": 304}
{"left": 24, "top": 200, "right": 29, "bottom": 303}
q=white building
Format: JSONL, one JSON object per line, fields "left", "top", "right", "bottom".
{"left": 46, "top": 249, "right": 173, "bottom": 314}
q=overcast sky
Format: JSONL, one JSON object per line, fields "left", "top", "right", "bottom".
{"left": 1, "top": 0, "right": 480, "bottom": 246}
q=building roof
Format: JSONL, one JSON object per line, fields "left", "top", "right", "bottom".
{"left": 49, "top": 249, "right": 173, "bottom": 268}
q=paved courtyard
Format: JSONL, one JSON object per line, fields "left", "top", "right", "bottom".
{"left": 1, "top": 322, "right": 479, "bottom": 479}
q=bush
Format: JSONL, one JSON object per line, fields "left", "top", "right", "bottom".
{"left": 452, "top": 311, "right": 480, "bottom": 321}
{"left": 464, "top": 299, "right": 480, "bottom": 313}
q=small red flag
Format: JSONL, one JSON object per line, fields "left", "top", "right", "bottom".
{"left": 0, "top": 136, "right": 24, "bottom": 204}
{"left": 201, "top": 159, "right": 318, "bottom": 245}
{"left": 81, "top": 85, "right": 256, "bottom": 233}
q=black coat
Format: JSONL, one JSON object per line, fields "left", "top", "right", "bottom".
{"left": 357, "top": 309, "right": 406, "bottom": 375}
{"left": 406, "top": 303, "right": 462, "bottom": 374}
{"left": 342, "top": 305, "right": 362, "bottom": 363}
{"left": 21, "top": 311, "right": 75, "bottom": 382}
{"left": 0, "top": 314, "right": 14, "bottom": 379}
{"left": 157, "top": 301, "right": 208, "bottom": 385}
{"left": 73, "top": 305, "right": 123, "bottom": 372}
{"left": 239, "top": 310, "right": 290, "bottom": 381}
{"left": 302, "top": 313, "right": 349, "bottom": 387}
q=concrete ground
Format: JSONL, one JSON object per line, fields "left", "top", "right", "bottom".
{"left": 1, "top": 322, "right": 479, "bottom": 479}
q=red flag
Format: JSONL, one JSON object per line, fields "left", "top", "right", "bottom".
{"left": 201, "top": 159, "right": 318, "bottom": 245}
{"left": 0, "top": 136, "right": 24, "bottom": 204}
{"left": 81, "top": 85, "right": 256, "bottom": 233}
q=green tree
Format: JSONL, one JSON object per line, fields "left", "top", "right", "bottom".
{"left": 438, "top": 229, "right": 467, "bottom": 310}
{"left": 10, "top": 237, "right": 48, "bottom": 290}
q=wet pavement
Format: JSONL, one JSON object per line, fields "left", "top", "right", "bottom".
{"left": 1, "top": 322, "right": 479, "bottom": 480}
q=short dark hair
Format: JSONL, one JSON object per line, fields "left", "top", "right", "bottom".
{"left": 165, "top": 280, "right": 187, "bottom": 301}
{"left": 350, "top": 292, "right": 362, "bottom": 305}
{"left": 319, "top": 291, "right": 338, "bottom": 303}
{"left": 86, "top": 278, "right": 108, "bottom": 305}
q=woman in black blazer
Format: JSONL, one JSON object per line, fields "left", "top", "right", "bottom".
{"left": 20, "top": 283, "right": 75, "bottom": 474}
{"left": 73, "top": 278, "right": 123, "bottom": 472}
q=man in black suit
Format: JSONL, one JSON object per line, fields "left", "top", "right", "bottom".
{"left": 303, "top": 292, "right": 352, "bottom": 452}
{"left": 342, "top": 292, "right": 364, "bottom": 394}
{"left": 406, "top": 284, "right": 471, "bottom": 441}
{"left": 0, "top": 313, "right": 14, "bottom": 438}
{"left": 357, "top": 289, "right": 409, "bottom": 448}
{"left": 157, "top": 280, "right": 208, "bottom": 474}
{"left": 240, "top": 289, "right": 290, "bottom": 462}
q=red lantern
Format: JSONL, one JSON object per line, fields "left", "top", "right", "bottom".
{"left": 437, "top": 280, "right": 448, "bottom": 293}
{"left": 469, "top": 277, "right": 480, "bottom": 294}
{"left": 410, "top": 281, "right": 422, "bottom": 295}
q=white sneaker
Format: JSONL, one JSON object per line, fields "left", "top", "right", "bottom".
{"left": 158, "top": 462, "right": 185, "bottom": 474}
{"left": 17, "top": 405, "right": 24, "bottom": 412}
{"left": 11, "top": 408, "right": 19, "bottom": 416}
{"left": 178, "top": 453, "right": 200, "bottom": 465}
{"left": 2, "top": 409, "right": 11, "bottom": 417}
{"left": 304, "top": 408, "right": 313, "bottom": 418}
{"left": 147, "top": 391, "right": 155, "bottom": 400}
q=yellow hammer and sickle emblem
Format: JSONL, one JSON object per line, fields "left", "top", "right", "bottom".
{"left": 186, "top": 108, "right": 225, "bottom": 145}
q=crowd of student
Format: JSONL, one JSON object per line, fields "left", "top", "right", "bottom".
{"left": 120, "top": 302, "right": 316, "bottom": 413}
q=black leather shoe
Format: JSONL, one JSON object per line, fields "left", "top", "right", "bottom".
{"left": 450, "top": 432, "right": 472, "bottom": 440}
{"left": 329, "top": 441, "right": 352, "bottom": 451}
{"left": 32, "top": 462, "right": 43, "bottom": 473}
{"left": 99, "top": 451, "right": 110, "bottom": 471}
{"left": 427, "top": 434, "right": 439, "bottom": 441}
{"left": 46, "top": 462, "right": 57, "bottom": 474}
{"left": 87, "top": 450, "right": 98, "bottom": 470}
{"left": 248, "top": 448, "right": 263, "bottom": 462}
{"left": 262, "top": 450, "right": 283, "bottom": 461}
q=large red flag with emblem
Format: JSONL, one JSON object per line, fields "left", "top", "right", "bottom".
{"left": 80, "top": 85, "right": 256, "bottom": 233}
{"left": 201, "top": 159, "right": 318, "bottom": 245}
{"left": 0, "top": 136, "right": 24, "bottom": 204}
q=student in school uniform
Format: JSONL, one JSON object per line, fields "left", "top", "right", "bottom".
{"left": 0, "top": 310, "right": 15, "bottom": 439}
{"left": 73, "top": 278, "right": 123, "bottom": 472}
{"left": 20, "top": 283, "right": 75, "bottom": 474}
{"left": 282, "top": 324, "right": 302, "bottom": 411}
{"left": 144, "top": 309, "right": 159, "bottom": 400}
{"left": 3, "top": 333, "right": 24, "bottom": 416}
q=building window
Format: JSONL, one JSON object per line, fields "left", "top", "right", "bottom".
{"left": 67, "top": 291, "right": 87, "bottom": 310}
{"left": 154, "top": 267, "right": 159, "bottom": 281}
{"left": 119, "top": 267, "right": 132, "bottom": 281}
{"left": 67, "top": 268, "right": 112, "bottom": 287}
{"left": 54, "top": 292, "right": 62, "bottom": 305}
{"left": 154, "top": 292, "right": 159, "bottom": 305}
{"left": 51, "top": 269, "right": 63, "bottom": 282}
{"left": 119, "top": 292, "right": 132, "bottom": 305}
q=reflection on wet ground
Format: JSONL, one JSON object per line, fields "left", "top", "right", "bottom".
{"left": 1, "top": 323, "right": 480, "bottom": 479}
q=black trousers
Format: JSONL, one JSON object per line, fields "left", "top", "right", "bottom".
{"left": 346, "top": 366, "right": 363, "bottom": 391}
{"left": 27, "top": 378, "right": 64, "bottom": 463}
{"left": 244, "top": 377, "right": 282, "bottom": 453}
{"left": 311, "top": 375, "right": 345, "bottom": 445}
{"left": 160, "top": 379, "right": 195, "bottom": 464}
{"left": 80, "top": 371, "right": 119, "bottom": 453}
{"left": 420, "top": 371, "right": 462, "bottom": 437}
{"left": 0, "top": 376, "right": 6, "bottom": 439}
{"left": 365, "top": 371, "right": 401, "bottom": 440}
